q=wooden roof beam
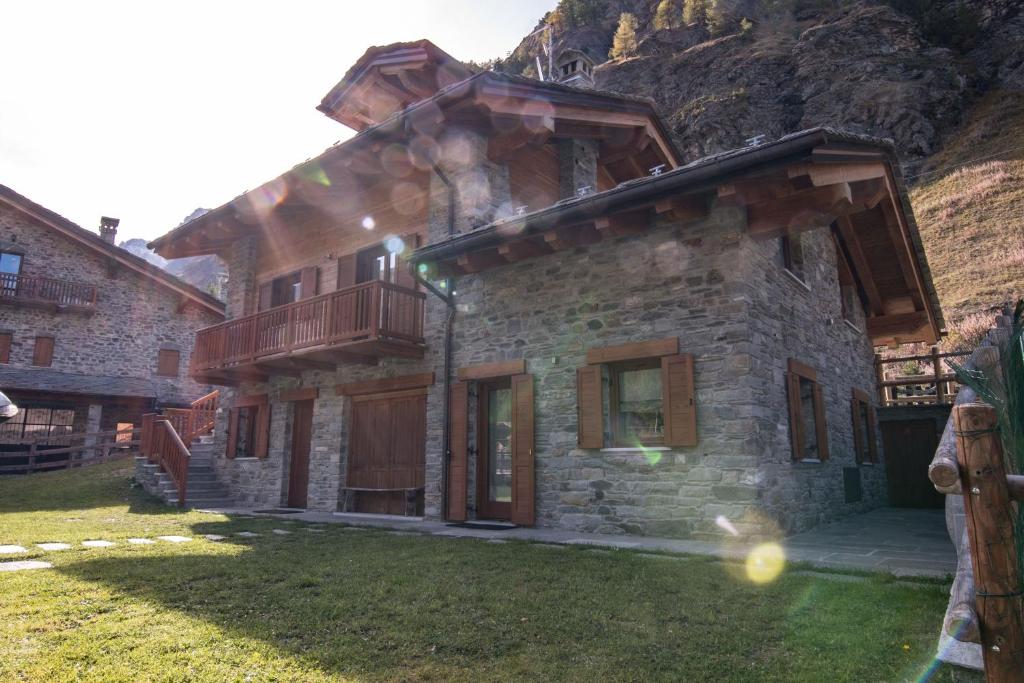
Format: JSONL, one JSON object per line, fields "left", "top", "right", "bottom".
{"left": 746, "top": 183, "right": 853, "bottom": 240}
{"left": 835, "top": 215, "right": 884, "bottom": 315}
{"left": 498, "top": 239, "right": 550, "bottom": 263}
{"left": 655, "top": 194, "right": 710, "bottom": 224}
{"left": 787, "top": 162, "right": 887, "bottom": 188}
{"left": 866, "top": 311, "right": 933, "bottom": 344}
{"left": 456, "top": 250, "right": 508, "bottom": 273}
{"left": 595, "top": 210, "right": 649, "bottom": 238}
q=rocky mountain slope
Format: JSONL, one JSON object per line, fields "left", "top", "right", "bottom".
{"left": 497, "top": 0, "right": 1024, "bottom": 326}
{"left": 119, "top": 237, "right": 224, "bottom": 300}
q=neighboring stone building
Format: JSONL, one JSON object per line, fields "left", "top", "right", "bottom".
{"left": 147, "top": 41, "right": 944, "bottom": 538}
{"left": 0, "top": 185, "right": 224, "bottom": 447}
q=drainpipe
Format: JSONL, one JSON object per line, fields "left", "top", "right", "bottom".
{"left": 408, "top": 152, "right": 456, "bottom": 520}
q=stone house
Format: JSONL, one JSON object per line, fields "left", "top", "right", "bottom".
{"left": 147, "top": 41, "right": 944, "bottom": 538}
{"left": 0, "top": 185, "right": 224, "bottom": 447}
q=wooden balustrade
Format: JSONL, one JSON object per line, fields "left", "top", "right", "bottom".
{"left": 0, "top": 272, "right": 97, "bottom": 309}
{"left": 191, "top": 280, "right": 425, "bottom": 374}
{"left": 149, "top": 418, "right": 190, "bottom": 506}
{"left": 190, "top": 390, "right": 219, "bottom": 441}
{"left": 874, "top": 346, "right": 971, "bottom": 407}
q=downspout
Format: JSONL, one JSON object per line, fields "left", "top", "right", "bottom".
{"left": 410, "top": 157, "right": 456, "bottom": 520}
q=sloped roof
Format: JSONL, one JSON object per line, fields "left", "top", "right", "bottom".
{"left": 0, "top": 184, "right": 225, "bottom": 318}
{"left": 0, "top": 366, "right": 157, "bottom": 399}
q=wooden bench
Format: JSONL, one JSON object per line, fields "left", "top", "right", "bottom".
{"left": 340, "top": 487, "right": 424, "bottom": 516}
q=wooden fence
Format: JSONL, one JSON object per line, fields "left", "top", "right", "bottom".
{"left": 874, "top": 346, "right": 971, "bottom": 407}
{"left": 0, "top": 427, "right": 138, "bottom": 474}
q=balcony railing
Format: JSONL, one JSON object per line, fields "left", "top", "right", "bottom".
{"left": 0, "top": 272, "right": 98, "bottom": 309}
{"left": 192, "top": 279, "right": 425, "bottom": 375}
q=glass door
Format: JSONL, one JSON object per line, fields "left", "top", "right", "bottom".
{"left": 476, "top": 379, "right": 512, "bottom": 520}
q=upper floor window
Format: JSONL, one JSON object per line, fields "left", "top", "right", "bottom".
{"left": 257, "top": 267, "right": 318, "bottom": 312}
{"left": 271, "top": 272, "right": 301, "bottom": 308}
{"left": 0, "top": 251, "right": 22, "bottom": 296}
{"left": 356, "top": 243, "right": 398, "bottom": 284}
{"left": 780, "top": 234, "right": 805, "bottom": 282}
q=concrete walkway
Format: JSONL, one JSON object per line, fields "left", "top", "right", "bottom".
{"left": 202, "top": 505, "right": 955, "bottom": 579}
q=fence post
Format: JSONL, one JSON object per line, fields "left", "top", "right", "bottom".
{"left": 874, "top": 353, "right": 886, "bottom": 406}
{"left": 932, "top": 345, "right": 946, "bottom": 405}
{"left": 26, "top": 442, "right": 36, "bottom": 475}
{"left": 953, "top": 402, "right": 1024, "bottom": 682}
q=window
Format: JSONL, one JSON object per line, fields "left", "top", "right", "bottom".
{"left": 0, "top": 251, "right": 22, "bottom": 297}
{"left": 851, "top": 389, "right": 878, "bottom": 464}
{"left": 610, "top": 359, "right": 664, "bottom": 446}
{"left": 356, "top": 243, "right": 398, "bottom": 284}
{"left": 0, "top": 332, "right": 10, "bottom": 364}
{"left": 786, "top": 359, "right": 829, "bottom": 462}
{"left": 32, "top": 336, "right": 54, "bottom": 367}
{"left": 257, "top": 267, "right": 318, "bottom": 311}
{"left": 780, "top": 234, "right": 805, "bottom": 282}
{"left": 0, "top": 406, "right": 74, "bottom": 444}
{"left": 156, "top": 349, "right": 180, "bottom": 377}
{"left": 226, "top": 394, "right": 270, "bottom": 459}
{"left": 116, "top": 422, "right": 134, "bottom": 449}
{"left": 271, "top": 272, "right": 301, "bottom": 308}
{"left": 577, "top": 339, "right": 696, "bottom": 449}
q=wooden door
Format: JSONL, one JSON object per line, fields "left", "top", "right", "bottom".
{"left": 347, "top": 389, "right": 426, "bottom": 514}
{"left": 287, "top": 400, "right": 313, "bottom": 508}
{"left": 882, "top": 418, "right": 944, "bottom": 509}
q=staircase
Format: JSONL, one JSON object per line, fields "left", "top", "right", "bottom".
{"left": 150, "top": 434, "right": 234, "bottom": 508}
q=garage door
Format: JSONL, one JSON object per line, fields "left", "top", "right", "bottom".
{"left": 347, "top": 388, "right": 426, "bottom": 514}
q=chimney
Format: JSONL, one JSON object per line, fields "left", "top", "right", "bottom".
{"left": 99, "top": 216, "right": 119, "bottom": 244}
{"left": 554, "top": 49, "right": 595, "bottom": 90}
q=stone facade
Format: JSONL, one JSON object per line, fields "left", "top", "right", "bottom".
{"left": 0, "top": 200, "right": 222, "bottom": 432}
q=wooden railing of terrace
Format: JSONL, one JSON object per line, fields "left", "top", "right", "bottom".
{"left": 874, "top": 346, "right": 971, "bottom": 407}
{"left": 0, "top": 427, "right": 138, "bottom": 474}
{"left": 162, "top": 390, "right": 220, "bottom": 445}
{"left": 0, "top": 272, "right": 98, "bottom": 310}
{"left": 191, "top": 280, "right": 425, "bottom": 376}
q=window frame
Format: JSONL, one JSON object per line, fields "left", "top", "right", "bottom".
{"left": 786, "top": 358, "right": 829, "bottom": 462}
{"left": 225, "top": 393, "right": 270, "bottom": 459}
{"left": 780, "top": 234, "right": 806, "bottom": 283}
{"left": 156, "top": 349, "right": 180, "bottom": 377}
{"left": 608, "top": 357, "right": 665, "bottom": 448}
{"left": 851, "top": 388, "right": 878, "bottom": 465}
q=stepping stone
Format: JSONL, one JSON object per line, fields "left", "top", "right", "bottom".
{"left": 82, "top": 540, "right": 115, "bottom": 548}
{"left": 0, "top": 560, "right": 52, "bottom": 572}
{"left": 127, "top": 538, "right": 156, "bottom": 545}
{"left": 271, "top": 529, "right": 292, "bottom": 535}
{"left": 637, "top": 553, "right": 691, "bottom": 562}
{"left": 0, "top": 545, "right": 27, "bottom": 554}
{"left": 156, "top": 536, "right": 192, "bottom": 543}
{"left": 235, "top": 532, "right": 260, "bottom": 538}
{"left": 486, "top": 539, "right": 509, "bottom": 544}
{"left": 304, "top": 528, "right": 325, "bottom": 533}
{"left": 342, "top": 527, "right": 367, "bottom": 531}
{"left": 37, "top": 543, "right": 72, "bottom": 551}
{"left": 203, "top": 534, "right": 227, "bottom": 541}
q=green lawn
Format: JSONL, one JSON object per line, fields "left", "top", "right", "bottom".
{"left": 0, "top": 462, "right": 955, "bottom": 682}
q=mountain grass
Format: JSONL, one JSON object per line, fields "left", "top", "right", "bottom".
{"left": 911, "top": 91, "right": 1024, "bottom": 326}
{"left": 0, "top": 462, "right": 956, "bottom": 682}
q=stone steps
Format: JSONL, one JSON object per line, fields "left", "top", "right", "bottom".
{"left": 136, "top": 434, "right": 234, "bottom": 508}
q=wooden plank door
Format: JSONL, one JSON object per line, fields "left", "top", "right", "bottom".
{"left": 882, "top": 418, "right": 944, "bottom": 509}
{"left": 510, "top": 374, "right": 535, "bottom": 526}
{"left": 287, "top": 400, "right": 313, "bottom": 508}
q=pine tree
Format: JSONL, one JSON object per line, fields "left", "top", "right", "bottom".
{"left": 609, "top": 13, "right": 639, "bottom": 60}
{"left": 683, "top": 0, "right": 708, "bottom": 26}
{"left": 653, "top": 0, "right": 682, "bottom": 30}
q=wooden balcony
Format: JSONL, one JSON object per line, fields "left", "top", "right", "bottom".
{"left": 0, "top": 273, "right": 97, "bottom": 313}
{"left": 191, "top": 280, "right": 426, "bottom": 385}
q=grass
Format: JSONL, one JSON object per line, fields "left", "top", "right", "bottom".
{"left": 0, "top": 462, "right": 956, "bottom": 681}
{"left": 911, "top": 90, "right": 1024, "bottom": 325}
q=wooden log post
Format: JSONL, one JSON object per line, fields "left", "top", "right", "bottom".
{"left": 933, "top": 345, "right": 947, "bottom": 405}
{"left": 954, "top": 402, "right": 1024, "bottom": 682}
{"left": 874, "top": 353, "right": 886, "bottom": 405}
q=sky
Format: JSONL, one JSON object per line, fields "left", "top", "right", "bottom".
{"left": 0, "top": 1, "right": 556, "bottom": 243}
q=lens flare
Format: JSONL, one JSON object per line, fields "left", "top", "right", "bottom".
{"left": 715, "top": 515, "right": 740, "bottom": 537}
{"left": 637, "top": 445, "right": 663, "bottom": 465}
{"left": 745, "top": 543, "right": 785, "bottom": 584}
{"left": 297, "top": 162, "right": 330, "bottom": 187}
{"left": 361, "top": 216, "right": 375, "bottom": 230}
{"left": 384, "top": 236, "right": 405, "bottom": 255}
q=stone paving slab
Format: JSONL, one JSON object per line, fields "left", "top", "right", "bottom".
{"left": 204, "top": 535, "right": 227, "bottom": 541}
{"left": 128, "top": 538, "right": 156, "bottom": 545}
{"left": 271, "top": 529, "right": 292, "bottom": 535}
{"left": 0, "top": 560, "right": 52, "bottom": 572}
{"left": 157, "top": 536, "right": 192, "bottom": 543}
{"left": 198, "top": 506, "right": 954, "bottom": 579}
{"left": 36, "top": 543, "right": 71, "bottom": 551}
{"left": 82, "top": 540, "right": 115, "bottom": 548}
{"left": 0, "top": 545, "right": 27, "bottom": 554}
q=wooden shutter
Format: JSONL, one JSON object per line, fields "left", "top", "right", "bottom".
{"left": 0, "top": 332, "right": 10, "bottom": 364}
{"left": 157, "top": 349, "right": 180, "bottom": 377}
{"left": 662, "top": 353, "right": 697, "bottom": 447}
{"left": 813, "top": 384, "right": 829, "bottom": 460}
{"left": 510, "top": 373, "right": 535, "bottom": 526}
{"left": 396, "top": 234, "right": 421, "bottom": 290}
{"left": 299, "top": 266, "right": 318, "bottom": 299}
{"left": 786, "top": 371, "right": 802, "bottom": 460}
{"left": 337, "top": 253, "right": 357, "bottom": 289}
{"left": 576, "top": 365, "right": 603, "bottom": 448}
{"left": 254, "top": 404, "right": 271, "bottom": 458}
{"left": 32, "top": 336, "right": 54, "bottom": 367}
{"left": 225, "top": 408, "right": 240, "bottom": 459}
{"left": 257, "top": 282, "right": 272, "bottom": 312}
{"left": 447, "top": 381, "right": 468, "bottom": 521}
{"left": 851, "top": 397, "right": 864, "bottom": 465}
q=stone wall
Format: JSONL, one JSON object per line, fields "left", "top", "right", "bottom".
{"left": 0, "top": 204, "right": 221, "bottom": 407}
